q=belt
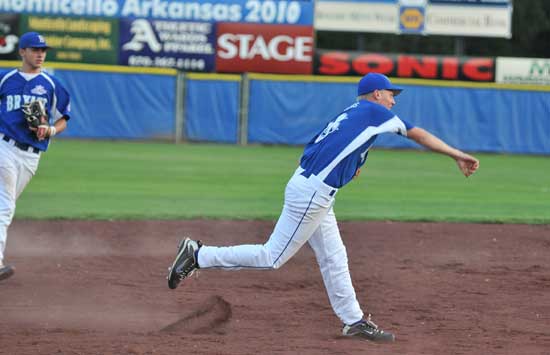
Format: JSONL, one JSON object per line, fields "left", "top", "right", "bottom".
{"left": 297, "top": 167, "right": 338, "bottom": 197}
{"left": 1, "top": 135, "right": 40, "bottom": 154}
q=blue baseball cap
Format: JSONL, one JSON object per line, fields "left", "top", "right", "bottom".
{"left": 357, "top": 73, "right": 402, "bottom": 96}
{"left": 19, "top": 32, "right": 50, "bottom": 49}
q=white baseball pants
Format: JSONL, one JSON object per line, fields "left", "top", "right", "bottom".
{"left": 198, "top": 167, "right": 364, "bottom": 325}
{"left": 0, "top": 137, "right": 40, "bottom": 265}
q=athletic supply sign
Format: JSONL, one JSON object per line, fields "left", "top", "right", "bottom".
{"left": 119, "top": 18, "right": 215, "bottom": 71}
{"left": 216, "top": 23, "right": 313, "bottom": 74}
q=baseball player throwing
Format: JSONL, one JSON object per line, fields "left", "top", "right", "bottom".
{"left": 0, "top": 32, "right": 71, "bottom": 282}
{"left": 167, "top": 73, "right": 479, "bottom": 342}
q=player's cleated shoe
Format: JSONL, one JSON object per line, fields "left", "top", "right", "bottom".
{"left": 342, "top": 314, "right": 395, "bottom": 343}
{"left": 0, "top": 264, "right": 15, "bottom": 282}
{"left": 167, "top": 238, "right": 201, "bottom": 290}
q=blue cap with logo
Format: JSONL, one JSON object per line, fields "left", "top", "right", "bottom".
{"left": 357, "top": 73, "right": 403, "bottom": 96}
{"left": 19, "top": 32, "right": 50, "bottom": 49}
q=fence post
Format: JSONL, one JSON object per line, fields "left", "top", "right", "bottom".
{"left": 238, "top": 72, "right": 250, "bottom": 145}
{"left": 174, "top": 71, "right": 186, "bottom": 144}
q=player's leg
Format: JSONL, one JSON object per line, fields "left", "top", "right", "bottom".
{"left": 167, "top": 170, "right": 338, "bottom": 289}
{"left": 198, "top": 173, "right": 334, "bottom": 270}
{"left": 308, "top": 209, "right": 395, "bottom": 342}
{"left": 167, "top": 194, "right": 328, "bottom": 289}
{"left": 0, "top": 147, "right": 38, "bottom": 275}
{"left": 0, "top": 148, "right": 18, "bottom": 269}
{"left": 308, "top": 207, "right": 363, "bottom": 325}
{"left": 14, "top": 152, "right": 39, "bottom": 199}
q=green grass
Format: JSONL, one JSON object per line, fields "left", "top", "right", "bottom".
{"left": 15, "top": 139, "right": 550, "bottom": 223}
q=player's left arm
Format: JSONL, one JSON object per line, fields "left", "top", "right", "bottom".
{"left": 49, "top": 116, "right": 68, "bottom": 137}
{"left": 406, "top": 127, "right": 479, "bottom": 177}
{"left": 34, "top": 115, "right": 68, "bottom": 140}
{"left": 38, "top": 79, "right": 71, "bottom": 140}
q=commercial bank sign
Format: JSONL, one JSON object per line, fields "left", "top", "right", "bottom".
{"left": 0, "top": 0, "right": 313, "bottom": 25}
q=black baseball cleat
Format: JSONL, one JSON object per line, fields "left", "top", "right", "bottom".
{"left": 0, "top": 265, "right": 15, "bottom": 282}
{"left": 167, "top": 238, "right": 201, "bottom": 290}
{"left": 342, "top": 314, "right": 395, "bottom": 343}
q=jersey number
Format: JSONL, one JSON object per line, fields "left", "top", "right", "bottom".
{"left": 314, "top": 113, "right": 348, "bottom": 143}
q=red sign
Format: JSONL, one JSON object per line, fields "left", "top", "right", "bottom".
{"left": 216, "top": 23, "right": 313, "bottom": 74}
{"left": 315, "top": 50, "right": 495, "bottom": 82}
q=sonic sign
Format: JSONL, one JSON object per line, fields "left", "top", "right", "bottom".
{"left": 315, "top": 50, "right": 496, "bottom": 82}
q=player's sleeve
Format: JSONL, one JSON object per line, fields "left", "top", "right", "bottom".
{"left": 370, "top": 105, "right": 414, "bottom": 137}
{"left": 390, "top": 115, "right": 414, "bottom": 136}
{"left": 378, "top": 115, "right": 413, "bottom": 137}
{"left": 53, "top": 82, "right": 71, "bottom": 121}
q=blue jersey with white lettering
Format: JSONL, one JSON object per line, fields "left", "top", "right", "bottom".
{"left": 300, "top": 100, "right": 414, "bottom": 188}
{"left": 0, "top": 69, "right": 71, "bottom": 151}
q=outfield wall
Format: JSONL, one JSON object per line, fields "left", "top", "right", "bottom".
{"left": 1, "top": 62, "right": 548, "bottom": 154}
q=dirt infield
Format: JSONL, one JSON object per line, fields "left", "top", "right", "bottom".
{"left": 1, "top": 220, "right": 549, "bottom": 355}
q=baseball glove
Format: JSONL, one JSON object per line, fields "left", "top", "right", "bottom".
{"left": 22, "top": 100, "right": 49, "bottom": 138}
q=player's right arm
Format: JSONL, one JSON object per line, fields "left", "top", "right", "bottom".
{"left": 407, "top": 127, "right": 479, "bottom": 177}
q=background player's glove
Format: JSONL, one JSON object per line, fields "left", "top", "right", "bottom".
{"left": 22, "top": 100, "right": 49, "bottom": 140}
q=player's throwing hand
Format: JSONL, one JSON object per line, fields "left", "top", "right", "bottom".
{"left": 455, "top": 153, "right": 480, "bottom": 177}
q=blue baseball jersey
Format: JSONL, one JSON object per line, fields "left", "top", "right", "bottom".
{"left": 300, "top": 100, "right": 414, "bottom": 188}
{"left": 0, "top": 69, "right": 71, "bottom": 151}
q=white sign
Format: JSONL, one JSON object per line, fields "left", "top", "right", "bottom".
{"left": 314, "top": 2, "right": 397, "bottom": 33}
{"left": 314, "top": 0, "right": 512, "bottom": 38}
{"left": 496, "top": 57, "right": 550, "bottom": 86}
{"left": 400, "top": 0, "right": 427, "bottom": 5}
{"left": 425, "top": 5, "right": 511, "bottom": 38}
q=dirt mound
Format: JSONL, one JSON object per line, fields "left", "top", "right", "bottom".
{"left": 160, "top": 295, "right": 232, "bottom": 334}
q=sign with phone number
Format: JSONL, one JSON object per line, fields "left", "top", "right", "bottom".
{"left": 119, "top": 18, "right": 216, "bottom": 71}
{"left": 0, "top": 0, "right": 313, "bottom": 25}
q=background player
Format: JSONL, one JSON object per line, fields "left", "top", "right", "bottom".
{"left": 166, "top": 73, "right": 479, "bottom": 342}
{"left": 0, "top": 32, "right": 71, "bottom": 282}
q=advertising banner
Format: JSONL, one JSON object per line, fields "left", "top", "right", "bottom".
{"left": 315, "top": 1, "right": 397, "bottom": 33}
{"left": 216, "top": 23, "right": 313, "bottom": 74}
{"left": 0, "top": 0, "right": 313, "bottom": 25}
{"left": 399, "top": 6, "right": 425, "bottom": 34}
{"left": 429, "top": 0, "right": 510, "bottom": 5}
{"left": 0, "top": 14, "right": 19, "bottom": 60}
{"left": 119, "top": 18, "right": 215, "bottom": 71}
{"left": 496, "top": 57, "right": 550, "bottom": 86}
{"left": 315, "top": 0, "right": 512, "bottom": 38}
{"left": 315, "top": 50, "right": 495, "bottom": 82}
{"left": 19, "top": 15, "right": 118, "bottom": 64}
{"left": 425, "top": 4, "right": 511, "bottom": 38}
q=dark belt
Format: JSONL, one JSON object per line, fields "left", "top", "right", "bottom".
{"left": 300, "top": 169, "right": 337, "bottom": 196}
{"left": 2, "top": 135, "right": 40, "bottom": 154}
